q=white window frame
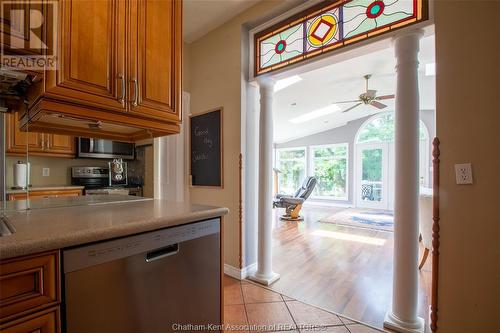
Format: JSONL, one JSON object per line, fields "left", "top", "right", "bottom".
{"left": 308, "top": 143, "right": 349, "bottom": 201}
{"left": 274, "top": 146, "right": 308, "bottom": 195}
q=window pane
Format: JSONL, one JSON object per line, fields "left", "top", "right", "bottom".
{"left": 277, "top": 149, "right": 306, "bottom": 194}
{"left": 357, "top": 113, "right": 427, "bottom": 144}
{"left": 361, "top": 148, "right": 383, "bottom": 202}
{"left": 312, "top": 145, "right": 348, "bottom": 200}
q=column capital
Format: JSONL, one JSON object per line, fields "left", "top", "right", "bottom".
{"left": 392, "top": 29, "right": 425, "bottom": 45}
{"left": 257, "top": 76, "right": 276, "bottom": 91}
{"left": 393, "top": 29, "right": 424, "bottom": 68}
{"left": 393, "top": 29, "right": 424, "bottom": 54}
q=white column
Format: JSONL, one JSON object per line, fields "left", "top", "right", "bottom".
{"left": 384, "top": 30, "right": 425, "bottom": 333}
{"left": 249, "top": 77, "right": 280, "bottom": 285}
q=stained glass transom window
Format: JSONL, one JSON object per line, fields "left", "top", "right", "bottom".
{"left": 255, "top": 0, "right": 427, "bottom": 75}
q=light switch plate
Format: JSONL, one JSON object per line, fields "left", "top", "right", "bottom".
{"left": 455, "top": 163, "right": 473, "bottom": 184}
{"left": 42, "top": 168, "right": 50, "bottom": 177}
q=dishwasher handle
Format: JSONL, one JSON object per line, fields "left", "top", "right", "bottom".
{"left": 145, "top": 244, "right": 179, "bottom": 263}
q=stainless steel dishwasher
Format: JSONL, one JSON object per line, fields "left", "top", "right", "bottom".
{"left": 62, "top": 218, "right": 221, "bottom": 333}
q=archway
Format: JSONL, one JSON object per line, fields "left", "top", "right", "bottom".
{"left": 354, "top": 111, "right": 430, "bottom": 210}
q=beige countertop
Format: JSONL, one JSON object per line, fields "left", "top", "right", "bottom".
{"left": 0, "top": 196, "right": 228, "bottom": 260}
{"left": 6, "top": 185, "right": 85, "bottom": 194}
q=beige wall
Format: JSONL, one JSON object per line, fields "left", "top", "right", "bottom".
{"left": 5, "top": 156, "right": 107, "bottom": 187}
{"left": 435, "top": 1, "right": 500, "bottom": 332}
{"left": 185, "top": 0, "right": 300, "bottom": 267}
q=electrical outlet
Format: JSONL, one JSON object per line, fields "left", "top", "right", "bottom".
{"left": 455, "top": 163, "right": 473, "bottom": 185}
{"left": 42, "top": 168, "right": 50, "bottom": 177}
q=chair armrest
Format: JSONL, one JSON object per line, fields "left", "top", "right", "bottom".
{"left": 281, "top": 197, "right": 305, "bottom": 205}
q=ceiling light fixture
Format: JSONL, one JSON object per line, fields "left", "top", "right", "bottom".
{"left": 274, "top": 75, "right": 302, "bottom": 92}
{"left": 425, "top": 63, "right": 436, "bottom": 76}
{"left": 289, "top": 104, "right": 341, "bottom": 124}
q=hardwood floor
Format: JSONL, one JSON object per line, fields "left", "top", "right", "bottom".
{"left": 267, "top": 205, "right": 431, "bottom": 331}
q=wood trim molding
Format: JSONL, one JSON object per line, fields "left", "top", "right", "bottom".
{"left": 431, "top": 137, "right": 440, "bottom": 332}
{"left": 220, "top": 217, "right": 225, "bottom": 326}
{"left": 239, "top": 153, "right": 243, "bottom": 269}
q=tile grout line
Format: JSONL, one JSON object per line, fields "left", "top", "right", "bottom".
{"left": 282, "top": 295, "right": 300, "bottom": 332}
{"left": 244, "top": 277, "right": 365, "bottom": 329}
{"left": 233, "top": 276, "right": 382, "bottom": 332}
{"left": 239, "top": 280, "right": 251, "bottom": 332}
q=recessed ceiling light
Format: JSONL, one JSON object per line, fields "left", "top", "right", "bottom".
{"left": 289, "top": 104, "right": 341, "bottom": 124}
{"left": 425, "top": 63, "right": 436, "bottom": 76}
{"left": 274, "top": 75, "right": 302, "bottom": 92}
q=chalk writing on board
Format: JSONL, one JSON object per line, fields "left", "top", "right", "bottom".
{"left": 190, "top": 108, "right": 223, "bottom": 187}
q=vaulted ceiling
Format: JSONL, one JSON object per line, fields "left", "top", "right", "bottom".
{"left": 273, "top": 35, "right": 436, "bottom": 143}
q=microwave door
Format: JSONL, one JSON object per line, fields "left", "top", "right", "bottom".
{"left": 77, "top": 138, "right": 135, "bottom": 159}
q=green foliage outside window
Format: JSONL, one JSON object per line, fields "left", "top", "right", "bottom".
{"left": 312, "top": 146, "right": 347, "bottom": 199}
{"left": 358, "top": 112, "right": 426, "bottom": 144}
{"left": 277, "top": 149, "right": 306, "bottom": 194}
{"left": 362, "top": 148, "right": 382, "bottom": 181}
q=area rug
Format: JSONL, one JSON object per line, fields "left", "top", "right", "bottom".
{"left": 319, "top": 209, "right": 394, "bottom": 232}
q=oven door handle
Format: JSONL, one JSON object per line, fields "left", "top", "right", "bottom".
{"left": 89, "top": 139, "right": 94, "bottom": 153}
{"left": 145, "top": 244, "right": 179, "bottom": 263}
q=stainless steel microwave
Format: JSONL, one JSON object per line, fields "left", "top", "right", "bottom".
{"left": 77, "top": 138, "right": 135, "bottom": 160}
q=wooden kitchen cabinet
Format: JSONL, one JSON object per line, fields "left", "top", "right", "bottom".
{"left": 5, "top": 113, "right": 45, "bottom": 154}
{"left": 8, "top": 0, "right": 183, "bottom": 141}
{"left": 128, "top": 0, "right": 181, "bottom": 122}
{"left": 44, "top": 0, "right": 127, "bottom": 112}
{"left": 0, "top": 251, "right": 60, "bottom": 324}
{"left": 5, "top": 113, "right": 75, "bottom": 157}
{"left": 7, "top": 189, "right": 82, "bottom": 201}
{"left": 45, "top": 134, "right": 75, "bottom": 156}
{"left": 0, "top": 307, "right": 60, "bottom": 333}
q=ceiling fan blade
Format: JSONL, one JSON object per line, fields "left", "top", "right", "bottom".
{"left": 342, "top": 103, "right": 363, "bottom": 113}
{"left": 333, "top": 100, "right": 362, "bottom": 104}
{"left": 375, "top": 94, "right": 395, "bottom": 100}
{"left": 370, "top": 100, "right": 387, "bottom": 109}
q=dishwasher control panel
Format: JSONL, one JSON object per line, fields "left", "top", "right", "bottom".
{"left": 63, "top": 218, "right": 220, "bottom": 273}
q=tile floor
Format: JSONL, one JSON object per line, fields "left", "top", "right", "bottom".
{"left": 224, "top": 275, "right": 384, "bottom": 332}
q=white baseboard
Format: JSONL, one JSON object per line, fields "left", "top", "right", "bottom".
{"left": 224, "top": 263, "right": 257, "bottom": 280}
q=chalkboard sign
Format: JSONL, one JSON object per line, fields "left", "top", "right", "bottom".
{"left": 190, "top": 108, "right": 223, "bottom": 187}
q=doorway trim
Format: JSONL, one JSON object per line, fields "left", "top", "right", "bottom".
{"left": 243, "top": 2, "right": 435, "bottom": 331}
{"left": 355, "top": 142, "right": 390, "bottom": 210}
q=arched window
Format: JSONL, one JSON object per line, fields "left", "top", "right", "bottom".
{"left": 356, "top": 112, "right": 427, "bottom": 144}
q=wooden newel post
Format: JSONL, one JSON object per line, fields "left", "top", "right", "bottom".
{"left": 431, "top": 137, "right": 440, "bottom": 332}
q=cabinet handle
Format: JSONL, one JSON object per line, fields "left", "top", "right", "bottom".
{"left": 117, "top": 74, "right": 125, "bottom": 104}
{"left": 130, "top": 78, "right": 138, "bottom": 107}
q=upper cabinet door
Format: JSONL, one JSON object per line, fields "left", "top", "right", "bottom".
{"left": 128, "top": 0, "right": 181, "bottom": 122}
{"left": 45, "top": 0, "right": 126, "bottom": 111}
{"left": 5, "top": 113, "right": 45, "bottom": 154}
{"left": 46, "top": 134, "right": 75, "bottom": 156}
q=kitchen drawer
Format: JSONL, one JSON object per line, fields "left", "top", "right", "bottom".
{"left": 0, "top": 252, "right": 60, "bottom": 323}
{"left": 0, "top": 307, "right": 60, "bottom": 333}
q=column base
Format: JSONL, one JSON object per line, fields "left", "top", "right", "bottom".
{"left": 248, "top": 271, "right": 280, "bottom": 286}
{"left": 384, "top": 312, "right": 425, "bottom": 333}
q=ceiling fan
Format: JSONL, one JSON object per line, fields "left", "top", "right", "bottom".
{"left": 335, "top": 74, "right": 395, "bottom": 113}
